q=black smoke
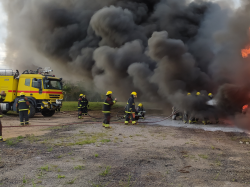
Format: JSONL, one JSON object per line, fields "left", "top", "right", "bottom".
{"left": 2, "top": 0, "right": 250, "bottom": 127}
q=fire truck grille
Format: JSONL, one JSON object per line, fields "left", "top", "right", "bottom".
{"left": 49, "top": 94, "right": 60, "bottom": 98}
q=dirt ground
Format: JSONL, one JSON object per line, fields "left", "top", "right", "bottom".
{"left": 1, "top": 110, "right": 250, "bottom": 187}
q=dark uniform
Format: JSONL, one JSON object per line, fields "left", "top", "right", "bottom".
{"left": 102, "top": 94, "right": 116, "bottom": 128}
{"left": 125, "top": 95, "right": 137, "bottom": 125}
{"left": 16, "top": 95, "right": 30, "bottom": 125}
{"left": 78, "top": 95, "right": 89, "bottom": 119}
{"left": 0, "top": 91, "right": 6, "bottom": 141}
{"left": 136, "top": 104, "right": 145, "bottom": 118}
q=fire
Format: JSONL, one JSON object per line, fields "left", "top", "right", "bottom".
{"left": 241, "top": 27, "right": 250, "bottom": 58}
{"left": 243, "top": 105, "right": 249, "bottom": 110}
{"left": 241, "top": 45, "right": 250, "bottom": 58}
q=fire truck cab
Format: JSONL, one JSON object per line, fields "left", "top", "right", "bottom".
{"left": 0, "top": 68, "right": 63, "bottom": 117}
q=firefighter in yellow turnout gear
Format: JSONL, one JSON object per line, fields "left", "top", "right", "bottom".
{"left": 102, "top": 91, "right": 117, "bottom": 128}
{"left": 125, "top": 92, "right": 137, "bottom": 125}
{"left": 78, "top": 94, "right": 88, "bottom": 119}
{"left": 16, "top": 92, "right": 30, "bottom": 125}
{"left": 0, "top": 91, "right": 6, "bottom": 141}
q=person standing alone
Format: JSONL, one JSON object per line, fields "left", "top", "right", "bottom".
{"left": 16, "top": 92, "right": 30, "bottom": 125}
{"left": 102, "top": 91, "right": 117, "bottom": 128}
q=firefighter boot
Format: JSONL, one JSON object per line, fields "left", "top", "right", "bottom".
{"left": 202, "top": 121, "right": 207, "bottom": 125}
{"left": 104, "top": 124, "right": 111, "bottom": 128}
{"left": 20, "top": 122, "right": 24, "bottom": 126}
{"left": 184, "top": 120, "right": 187, "bottom": 124}
{"left": 25, "top": 121, "right": 29, "bottom": 125}
{"left": 124, "top": 121, "right": 129, "bottom": 125}
{"left": 102, "top": 123, "right": 105, "bottom": 127}
{"left": 189, "top": 120, "right": 193, "bottom": 124}
{"left": 0, "top": 136, "right": 3, "bottom": 142}
{"left": 132, "top": 121, "right": 137, "bottom": 125}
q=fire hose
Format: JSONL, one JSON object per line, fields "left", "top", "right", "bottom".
{"left": 1, "top": 110, "right": 179, "bottom": 128}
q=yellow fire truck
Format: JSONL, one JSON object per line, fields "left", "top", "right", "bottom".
{"left": 0, "top": 68, "right": 63, "bottom": 117}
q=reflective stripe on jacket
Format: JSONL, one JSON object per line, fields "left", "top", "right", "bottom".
{"left": 18, "top": 96, "right": 29, "bottom": 111}
{"left": 125, "top": 96, "right": 135, "bottom": 113}
{"left": 102, "top": 97, "right": 116, "bottom": 113}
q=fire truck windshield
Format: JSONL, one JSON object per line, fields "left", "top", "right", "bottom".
{"left": 44, "top": 79, "right": 62, "bottom": 90}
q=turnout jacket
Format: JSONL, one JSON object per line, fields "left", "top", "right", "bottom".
{"left": 17, "top": 96, "right": 30, "bottom": 111}
{"left": 125, "top": 96, "right": 135, "bottom": 113}
{"left": 0, "top": 94, "right": 5, "bottom": 103}
{"left": 136, "top": 106, "right": 144, "bottom": 112}
{"left": 102, "top": 96, "right": 116, "bottom": 113}
{"left": 78, "top": 97, "right": 88, "bottom": 108}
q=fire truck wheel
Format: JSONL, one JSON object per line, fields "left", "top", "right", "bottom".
{"left": 41, "top": 110, "right": 55, "bottom": 117}
{"left": 28, "top": 104, "right": 36, "bottom": 118}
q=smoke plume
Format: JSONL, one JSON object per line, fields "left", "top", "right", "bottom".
{"left": 2, "top": 0, "right": 250, "bottom": 127}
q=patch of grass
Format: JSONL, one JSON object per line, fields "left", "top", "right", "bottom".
{"left": 26, "top": 134, "right": 39, "bottom": 143}
{"left": 74, "top": 165, "right": 85, "bottom": 170}
{"left": 214, "top": 172, "right": 220, "bottom": 180}
{"left": 40, "top": 165, "right": 50, "bottom": 172}
{"left": 47, "top": 147, "right": 53, "bottom": 152}
{"left": 57, "top": 155, "right": 62, "bottom": 158}
{"left": 198, "top": 154, "right": 208, "bottom": 159}
{"left": 17, "top": 136, "right": 24, "bottom": 140}
{"left": 6, "top": 139, "right": 17, "bottom": 146}
{"left": 23, "top": 175, "right": 27, "bottom": 184}
{"left": 57, "top": 174, "right": 65, "bottom": 179}
{"left": 215, "top": 159, "right": 222, "bottom": 166}
{"left": 99, "top": 166, "right": 111, "bottom": 177}
{"left": 101, "top": 139, "right": 111, "bottom": 143}
{"left": 95, "top": 153, "right": 99, "bottom": 157}
{"left": 211, "top": 146, "right": 215, "bottom": 150}
{"left": 182, "top": 155, "right": 189, "bottom": 158}
{"left": 67, "top": 177, "right": 77, "bottom": 184}
{"left": 37, "top": 171, "right": 45, "bottom": 179}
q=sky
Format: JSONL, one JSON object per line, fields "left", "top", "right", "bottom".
{"left": 0, "top": 0, "right": 242, "bottom": 68}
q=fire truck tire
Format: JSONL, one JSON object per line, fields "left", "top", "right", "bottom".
{"left": 41, "top": 110, "right": 55, "bottom": 117}
{"left": 28, "top": 104, "right": 36, "bottom": 118}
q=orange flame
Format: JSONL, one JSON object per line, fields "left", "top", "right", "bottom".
{"left": 241, "top": 45, "right": 250, "bottom": 58}
{"left": 242, "top": 105, "right": 249, "bottom": 110}
{"left": 241, "top": 28, "right": 250, "bottom": 58}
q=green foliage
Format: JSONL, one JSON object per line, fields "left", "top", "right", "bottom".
{"left": 67, "top": 178, "right": 77, "bottom": 184}
{"left": 6, "top": 139, "right": 17, "bottom": 146}
{"left": 40, "top": 165, "right": 50, "bottom": 172}
{"left": 94, "top": 153, "right": 99, "bottom": 157}
{"left": 47, "top": 147, "right": 53, "bottom": 152}
{"left": 101, "top": 139, "right": 111, "bottom": 143}
{"left": 100, "top": 166, "right": 111, "bottom": 177}
{"left": 23, "top": 175, "right": 27, "bottom": 184}
{"left": 57, "top": 174, "right": 65, "bottom": 179}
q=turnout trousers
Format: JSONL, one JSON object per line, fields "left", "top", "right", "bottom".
{"left": 125, "top": 112, "right": 136, "bottom": 125}
{"left": 19, "top": 110, "right": 29, "bottom": 125}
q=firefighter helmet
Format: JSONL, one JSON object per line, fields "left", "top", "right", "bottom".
{"left": 208, "top": 93, "right": 213, "bottom": 97}
{"left": 138, "top": 103, "right": 143, "bottom": 107}
{"left": 79, "top": 94, "right": 84, "bottom": 97}
{"left": 106, "top": 91, "right": 112, "bottom": 95}
{"left": 131, "top": 92, "right": 137, "bottom": 96}
{"left": 20, "top": 92, "right": 25, "bottom": 96}
{"left": 196, "top": 92, "right": 200, "bottom": 96}
{"left": 187, "top": 93, "right": 191, "bottom": 96}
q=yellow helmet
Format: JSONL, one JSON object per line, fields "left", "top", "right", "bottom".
{"left": 196, "top": 92, "right": 200, "bottom": 96}
{"left": 208, "top": 93, "right": 213, "bottom": 97}
{"left": 138, "top": 103, "right": 143, "bottom": 107}
{"left": 20, "top": 92, "right": 25, "bottom": 96}
{"left": 79, "top": 94, "right": 84, "bottom": 97}
{"left": 131, "top": 92, "right": 137, "bottom": 96}
{"left": 187, "top": 93, "right": 191, "bottom": 96}
{"left": 106, "top": 91, "right": 112, "bottom": 95}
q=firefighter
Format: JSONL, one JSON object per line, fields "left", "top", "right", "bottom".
{"left": 136, "top": 103, "right": 145, "bottom": 118}
{"left": 202, "top": 93, "right": 219, "bottom": 124}
{"left": 172, "top": 106, "right": 182, "bottom": 120}
{"left": 183, "top": 92, "right": 191, "bottom": 124}
{"left": 0, "top": 91, "right": 6, "bottom": 141}
{"left": 189, "top": 92, "right": 200, "bottom": 124}
{"left": 16, "top": 92, "right": 30, "bottom": 125}
{"left": 125, "top": 92, "right": 137, "bottom": 125}
{"left": 102, "top": 91, "right": 117, "bottom": 128}
{"left": 78, "top": 94, "right": 85, "bottom": 119}
{"left": 82, "top": 95, "right": 89, "bottom": 116}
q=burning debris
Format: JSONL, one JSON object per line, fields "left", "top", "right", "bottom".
{"left": 1, "top": 0, "right": 250, "bottom": 128}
